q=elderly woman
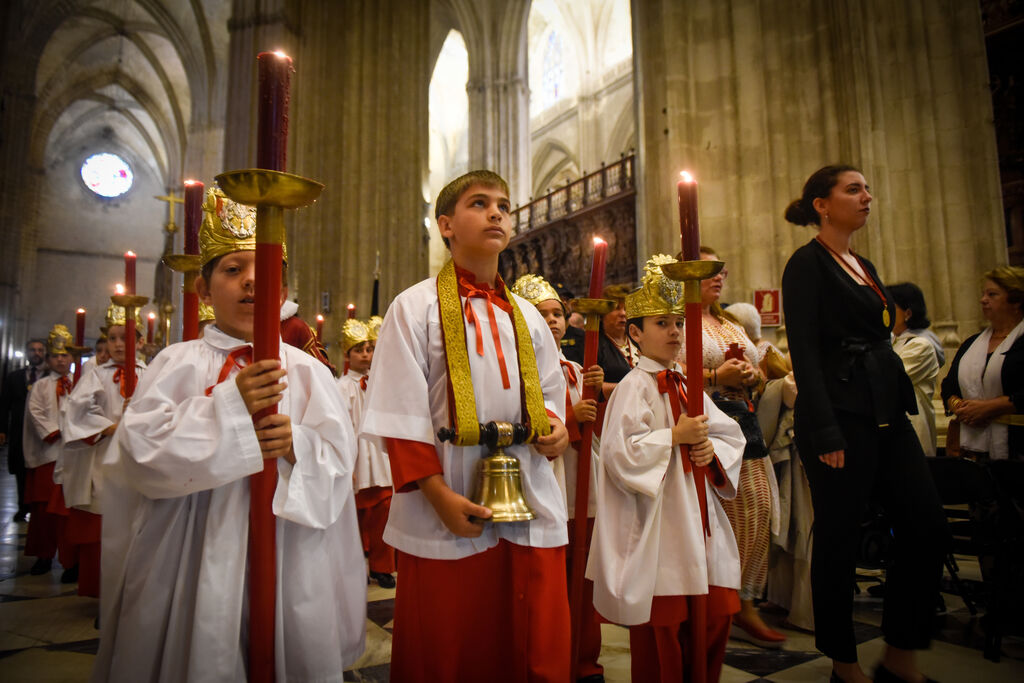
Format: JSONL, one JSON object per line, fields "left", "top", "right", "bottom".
{"left": 941, "top": 266, "right": 1024, "bottom": 461}
{"left": 679, "top": 247, "right": 784, "bottom": 648}
{"left": 888, "top": 283, "right": 941, "bottom": 457}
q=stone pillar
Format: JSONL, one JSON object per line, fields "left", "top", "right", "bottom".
{"left": 287, "top": 0, "right": 430, "bottom": 365}
{"left": 632, "top": 0, "right": 1004, "bottom": 344}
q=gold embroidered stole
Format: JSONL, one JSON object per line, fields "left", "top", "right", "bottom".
{"left": 436, "top": 259, "right": 551, "bottom": 446}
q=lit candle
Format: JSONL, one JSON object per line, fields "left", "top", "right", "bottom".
{"left": 183, "top": 180, "right": 204, "bottom": 255}
{"left": 587, "top": 237, "right": 608, "bottom": 299}
{"left": 125, "top": 251, "right": 137, "bottom": 294}
{"left": 147, "top": 312, "right": 156, "bottom": 344}
{"left": 115, "top": 283, "right": 125, "bottom": 296}
{"left": 256, "top": 51, "right": 293, "bottom": 172}
{"left": 315, "top": 314, "right": 324, "bottom": 342}
{"left": 75, "top": 308, "right": 86, "bottom": 346}
{"left": 347, "top": 303, "right": 356, "bottom": 319}
{"left": 678, "top": 171, "right": 699, "bottom": 261}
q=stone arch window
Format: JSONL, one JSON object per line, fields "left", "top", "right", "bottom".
{"left": 540, "top": 30, "right": 566, "bottom": 111}
{"left": 80, "top": 152, "right": 133, "bottom": 198}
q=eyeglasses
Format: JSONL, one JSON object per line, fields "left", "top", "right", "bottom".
{"left": 712, "top": 269, "right": 728, "bottom": 280}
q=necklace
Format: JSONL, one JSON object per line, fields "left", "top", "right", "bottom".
{"left": 815, "top": 236, "right": 890, "bottom": 327}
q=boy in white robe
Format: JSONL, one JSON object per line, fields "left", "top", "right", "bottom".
{"left": 23, "top": 324, "right": 74, "bottom": 576}
{"left": 93, "top": 187, "right": 365, "bottom": 683}
{"left": 337, "top": 316, "right": 395, "bottom": 588}
{"left": 586, "top": 254, "right": 746, "bottom": 682}
{"left": 60, "top": 305, "right": 145, "bottom": 598}
{"left": 361, "top": 170, "right": 571, "bottom": 682}
{"left": 511, "top": 273, "right": 606, "bottom": 679}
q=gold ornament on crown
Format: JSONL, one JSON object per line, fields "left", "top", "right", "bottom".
{"left": 367, "top": 315, "right": 383, "bottom": 342}
{"left": 510, "top": 274, "right": 561, "bottom": 307}
{"left": 625, "top": 254, "right": 687, "bottom": 319}
{"left": 102, "top": 303, "right": 143, "bottom": 332}
{"left": 200, "top": 187, "right": 288, "bottom": 266}
{"left": 341, "top": 318, "right": 371, "bottom": 353}
{"left": 46, "top": 324, "right": 73, "bottom": 355}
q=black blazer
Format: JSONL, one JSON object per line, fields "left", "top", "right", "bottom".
{"left": 941, "top": 331, "right": 1024, "bottom": 458}
{"left": 782, "top": 239, "right": 916, "bottom": 456}
{"left": 0, "top": 366, "right": 38, "bottom": 465}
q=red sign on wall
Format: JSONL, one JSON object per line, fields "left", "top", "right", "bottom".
{"left": 754, "top": 289, "right": 781, "bottom": 326}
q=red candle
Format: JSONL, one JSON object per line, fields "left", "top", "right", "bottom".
{"left": 678, "top": 172, "right": 699, "bottom": 261}
{"left": 315, "top": 314, "right": 324, "bottom": 342}
{"left": 125, "top": 251, "right": 137, "bottom": 294}
{"left": 347, "top": 303, "right": 356, "bottom": 319}
{"left": 147, "top": 312, "right": 156, "bottom": 344}
{"left": 75, "top": 309, "right": 85, "bottom": 346}
{"left": 256, "top": 51, "right": 293, "bottom": 171}
{"left": 587, "top": 237, "right": 608, "bottom": 299}
{"left": 183, "top": 180, "right": 203, "bottom": 255}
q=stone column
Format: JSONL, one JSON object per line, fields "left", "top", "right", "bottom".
{"left": 632, "top": 0, "right": 1003, "bottom": 346}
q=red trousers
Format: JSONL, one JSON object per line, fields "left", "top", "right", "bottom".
{"left": 24, "top": 464, "right": 63, "bottom": 561}
{"left": 567, "top": 517, "right": 603, "bottom": 679}
{"left": 628, "top": 586, "right": 739, "bottom": 683}
{"left": 391, "top": 540, "right": 571, "bottom": 683}
{"left": 66, "top": 509, "right": 101, "bottom": 597}
{"left": 356, "top": 487, "right": 395, "bottom": 574}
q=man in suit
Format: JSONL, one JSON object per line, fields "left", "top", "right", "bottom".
{"left": 0, "top": 339, "right": 47, "bottom": 521}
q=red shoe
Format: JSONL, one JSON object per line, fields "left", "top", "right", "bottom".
{"left": 730, "top": 615, "right": 787, "bottom": 649}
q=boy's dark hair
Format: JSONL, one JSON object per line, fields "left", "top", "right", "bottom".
{"left": 434, "top": 170, "right": 510, "bottom": 248}
{"left": 201, "top": 254, "right": 288, "bottom": 284}
{"left": 886, "top": 281, "right": 931, "bottom": 330}
{"left": 626, "top": 317, "right": 645, "bottom": 347}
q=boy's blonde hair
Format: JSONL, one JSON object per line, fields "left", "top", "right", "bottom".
{"left": 434, "top": 170, "right": 510, "bottom": 248}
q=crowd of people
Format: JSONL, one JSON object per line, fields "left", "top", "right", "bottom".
{"left": 0, "top": 165, "right": 1019, "bottom": 682}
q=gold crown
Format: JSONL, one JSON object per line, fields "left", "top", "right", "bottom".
{"left": 341, "top": 318, "right": 371, "bottom": 353}
{"left": 625, "top": 254, "right": 686, "bottom": 318}
{"left": 199, "top": 301, "right": 216, "bottom": 323}
{"left": 47, "top": 324, "right": 73, "bottom": 355}
{"left": 510, "top": 274, "right": 561, "bottom": 306}
{"left": 103, "top": 303, "right": 143, "bottom": 331}
{"left": 367, "top": 315, "right": 383, "bottom": 341}
{"left": 200, "top": 187, "right": 288, "bottom": 266}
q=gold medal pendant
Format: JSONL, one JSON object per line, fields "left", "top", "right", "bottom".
{"left": 883, "top": 308, "right": 891, "bottom": 327}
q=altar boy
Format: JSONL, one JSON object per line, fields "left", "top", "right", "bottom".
{"left": 93, "top": 187, "right": 366, "bottom": 682}
{"left": 586, "top": 254, "right": 746, "bottom": 682}
{"left": 361, "top": 170, "right": 571, "bottom": 682}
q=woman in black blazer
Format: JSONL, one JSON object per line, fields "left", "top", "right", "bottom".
{"left": 781, "top": 165, "right": 945, "bottom": 683}
{"left": 941, "top": 267, "right": 1024, "bottom": 460}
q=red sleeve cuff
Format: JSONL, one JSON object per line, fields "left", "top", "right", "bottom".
{"left": 563, "top": 400, "right": 582, "bottom": 443}
{"left": 44, "top": 430, "right": 61, "bottom": 444}
{"left": 83, "top": 434, "right": 104, "bottom": 446}
{"left": 706, "top": 455, "right": 728, "bottom": 488}
{"left": 385, "top": 437, "right": 443, "bottom": 493}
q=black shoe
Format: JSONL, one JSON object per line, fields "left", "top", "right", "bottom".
{"left": 61, "top": 564, "right": 79, "bottom": 584}
{"left": 874, "top": 663, "right": 938, "bottom": 683}
{"left": 371, "top": 571, "right": 396, "bottom": 589}
{"left": 13, "top": 508, "right": 28, "bottom": 522}
{"left": 29, "top": 558, "right": 52, "bottom": 575}
{"left": 577, "top": 675, "right": 604, "bottom": 683}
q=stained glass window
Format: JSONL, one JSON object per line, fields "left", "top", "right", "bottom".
{"left": 81, "top": 153, "right": 133, "bottom": 198}
{"left": 542, "top": 31, "right": 565, "bottom": 110}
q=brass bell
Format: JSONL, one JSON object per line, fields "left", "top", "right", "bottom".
{"left": 472, "top": 447, "right": 536, "bottom": 522}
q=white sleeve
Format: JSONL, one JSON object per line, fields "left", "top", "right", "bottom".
{"left": 361, "top": 292, "right": 435, "bottom": 444}
{"left": 273, "top": 358, "right": 358, "bottom": 529}
{"left": 28, "top": 380, "right": 60, "bottom": 439}
{"left": 117, "top": 352, "right": 264, "bottom": 499}
{"left": 62, "top": 371, "right": 113, "bottom": 444}
{"left": 599, "top": 379, "right": 673, "bottom": 499}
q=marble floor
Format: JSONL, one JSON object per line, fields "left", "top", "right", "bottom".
{"left": 2, "top": 450, "right": 1023, "bottom": 682}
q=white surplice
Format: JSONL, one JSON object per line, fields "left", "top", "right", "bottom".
{"left": 893, "top": 330, "right": 939, "bottom": 457}
{"left": 337, "top": 369, "right": 393, "bottom": 491}
{"left": 360, "top": 277, "right": 568, "bottom": 560}
{"left": 586, "top": 356, "right": 745, "bottom": 625}
{"left": 23, "top": 374, "right": 69, "bottom": 470}
{"left": 93, "top": 325, "right": 366, "bottom": 683}
{"left": 555, "top": 353, "right": 599, "bottom": 519}
{"left": 60, "top": 360, "right": 145, "bottom": 512}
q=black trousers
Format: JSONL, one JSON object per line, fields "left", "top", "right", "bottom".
{"left": 797, "top": 413, "right": 946, "bottom": 663}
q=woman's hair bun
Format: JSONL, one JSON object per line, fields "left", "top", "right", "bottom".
{"left": 784, "top": 198, "right": 813, "bottom": 226}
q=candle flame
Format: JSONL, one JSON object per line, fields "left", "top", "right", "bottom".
{"left": 184, "top": 179, "right": 199, "bottom": 186}
{"left": 347, "top": 303, "right": 355, "bottom": 310}
{"left": 115, "top": 284, "right": 125, "bottom": 295}
{"left": 273, "top": 50, "right": 288, "bottom": 59}
{"left": 148, "top": 312, "right": 157, "bottom": 320}
{"left": 77, "top": 308, "right": 85, "bottom": 314}
{"left": 593, "top": 236, "right": 606, "bottom": 246}
{"left": 316, "top": 314, "right": 324, "bottom": 322}
{"left": 125, "top": 250, "right": 136, "bottom": 258}
{"left": 680, "top": 171, "right": 695, "bottom": 183}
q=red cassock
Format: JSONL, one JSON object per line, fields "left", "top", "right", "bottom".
{"left": 280, "top": 313, "right": 336, "bottom": 375}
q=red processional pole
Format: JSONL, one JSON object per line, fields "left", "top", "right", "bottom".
{"left": 215, "top": 49, "right": 323, "bottom": 683}
{"left": 112, "top": 253, "right": 149, "bottom": 400}
{"left": 73, "top": 308, "right": 86, "bottom": 386}
{"left": 568, "top": 237, "right": 610, "bottom": 681}
{"left": 164, "top": 180, "right": 204, "bottom": 342}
